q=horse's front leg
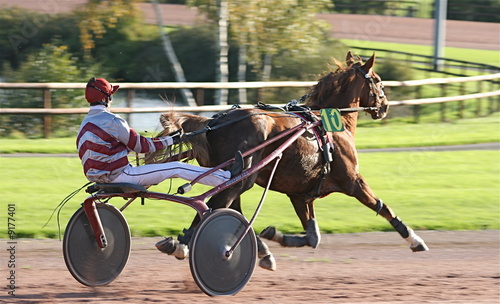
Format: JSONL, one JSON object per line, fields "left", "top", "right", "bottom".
{"left": 260, "top": 195, "right": 321, "bottom": 248}
{"left": 351, "top": 176, "right": 429, "bottom": 252}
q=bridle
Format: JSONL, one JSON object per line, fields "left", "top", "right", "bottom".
{"left": 355, "top": 67, "right": 386, "bottom": 117}
{"left": 295, "top": 66, "right": 387, "bottom": 117}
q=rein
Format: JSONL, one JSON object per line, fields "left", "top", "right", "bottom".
{"left": 181, "top": 103, "right": 377, "bottom": 141}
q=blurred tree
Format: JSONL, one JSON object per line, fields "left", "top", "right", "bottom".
{"left": 152, "top": 0, "right": 196, "bottom": 106}
{"left": 0, "top": 41, "right": 101, "bottom": 138}
{"left": 0, "top": 8, "right": 81, "bottom": 74}
{"left": 143, "top": 0, "right": 188, "bottom": 3}
{"left": 447, "top": 0, "right": 499, "bottom": 22}
{"left": 188, "top": 0, "right": 332, "bottom": 104}
{"left": 332, "top": 0, "right": 390, "bottom": 15}
{"left": 75, "top": 0, "right": 143, "bottom": 60}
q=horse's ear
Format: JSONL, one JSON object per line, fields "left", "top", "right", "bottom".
{"left": 361, "top": 53, "right": 376, "bottom": 73}
{"left": 346, "top": 50, "right": 355, "bottom": 66}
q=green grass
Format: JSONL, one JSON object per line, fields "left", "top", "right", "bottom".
{"left": 0, "top": 148, "right": 498, "bottom": 239}
{"left": 357, "top": 113, "right": 500, "bottom": 148}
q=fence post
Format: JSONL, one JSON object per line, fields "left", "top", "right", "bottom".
{"left": 498, "top": 79, "right": 500, "bottom": 112}
{"left": 413, "top": 86, "right": 421, "bottom": 123}
{"left": 196, "top": 89, "right": 204, "bottom": 106}
{"left": 458, "top": 82, "right": 465, "bottom": 118}
{"left": 476, "top": 81, "right": 482, "bottom": 116}
{"left": 43, "top": 89, "right": 52, "bottom": 138}
{"left": 489, "top": 78, "right": 496, "bottom": 114}
{"left": 440, "top": 83, "right": 447, "bottom": 122}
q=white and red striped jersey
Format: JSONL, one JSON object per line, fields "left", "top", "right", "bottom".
{"left": 76, "top": 105, "right": 171, "bottom": 183}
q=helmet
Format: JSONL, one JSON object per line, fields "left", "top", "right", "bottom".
{"left": 85, "top": 77, "right": 119, "bottom": 103}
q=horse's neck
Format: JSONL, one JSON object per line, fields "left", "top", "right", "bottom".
{"left": 342, "top": 112, "right": 358, "bottom": 136}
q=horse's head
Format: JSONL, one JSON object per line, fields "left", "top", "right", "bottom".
{"left": 147, "top": 111, "right": 211, "bottom": 166}
{"left": 348, "top": 52, "right": 389, "bottom": 120}
{"left": 305, "top": 51, "right": 389, "bottom": 120}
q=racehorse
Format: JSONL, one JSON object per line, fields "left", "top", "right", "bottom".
{"left": 153, "top": 51, "right": 429, "bottom": 270}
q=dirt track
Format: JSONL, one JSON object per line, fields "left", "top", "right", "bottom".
{"left": 1, "top": 230, "right": 499, "bottom": 303}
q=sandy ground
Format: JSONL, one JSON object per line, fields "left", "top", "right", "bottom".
{"left": 1, "top": 230, "right": 498, "bottom": 303}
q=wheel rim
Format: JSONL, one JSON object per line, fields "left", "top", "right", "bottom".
{"left": 63, "top": 204, "right": 130, "bottom": 286}
{"left": 189, "top": 209, "right": 257, "bottom": 296}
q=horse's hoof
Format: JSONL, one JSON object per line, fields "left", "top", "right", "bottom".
{"left": 259, "top": 254, "right": 276, "bottom": 271}
{"left": 406, "top": 229, "right": 429, "bottom": 252}
{"left": 155, "top": 237, "right": 176, "bottom": 254}
{"left": 259, "top": 226, "right": 276, "bottom": 240}
{"left": 411, "top": 242, "right": 429, "bottom": 252}
{"left": 155, "top": 237, "right": 189, "bottom": 259}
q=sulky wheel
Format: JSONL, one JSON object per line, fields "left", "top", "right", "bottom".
{"left": 189, "top": 208, "right": 257, "bottom": 296}
{"left": 63, "top": 203, "right": 131, "bottom": 286}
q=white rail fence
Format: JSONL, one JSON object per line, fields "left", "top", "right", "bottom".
{"left": 1, "top": 73, "right": 499, "bottom": 137}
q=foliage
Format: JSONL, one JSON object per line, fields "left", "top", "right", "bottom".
{"left": 260, "top": 39, "right": 348, "bottom": 103}
{"left": 333, "top": 0, "right": 392, "bottom": 15}
{"left": 331, "top": 0, "right": 500, "bottom": 22}
{"left": 145, "top": 0, "right": 188, "bottom": 3}
{"left": 188, "top": 0, "right": 332, "bottom": 73}
{"left": 0, "top": 41, "right": 101, "bottom": 138}
{"left": 0, "top": 2, "right": 161, "bottom": 81}
{"left": 0, "top": 2, "right": 498, "bottom": 136}
{"left": 75, "top": 0, "right": 143, "bottom": 60}
{"left": 0, "top": 8, "right": 81, "bottom": 73}
{"left": 447, "top": 0, "right": 500, "bottom": 23}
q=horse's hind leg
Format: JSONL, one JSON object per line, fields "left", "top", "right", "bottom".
{"left": 351, "top": 176, "right": 429, "bottom": 252}
{"left": 260, "top": 195, "right": 321, "bottom": 248}
{"left": 228, "top": 197, "right": 277, "bottom": 271}
{"left": 257, "top": 237, "right": 276, "bottom": 271}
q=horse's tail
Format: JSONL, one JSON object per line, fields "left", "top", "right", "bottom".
{"left": 145, "top": 111, "right": 211, "bottom": 165}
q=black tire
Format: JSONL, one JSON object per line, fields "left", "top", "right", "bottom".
{"left": 189, "top": 209, "right": 257, "bottom": 296}
{"left": 63, "top": 203, "right": 131, "bottom": 286}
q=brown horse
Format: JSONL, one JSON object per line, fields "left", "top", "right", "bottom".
{"left": 154, "top": 51, "right": 429, "bottom": 270}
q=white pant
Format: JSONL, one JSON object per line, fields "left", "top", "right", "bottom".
{"left": 112, "top": 162, "right": 230, "bottom": 187}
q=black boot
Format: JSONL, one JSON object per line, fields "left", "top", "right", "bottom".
{"left": 229, "top": 151, "right": 244, "bottom": 178}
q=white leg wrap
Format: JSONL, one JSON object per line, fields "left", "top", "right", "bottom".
{"left": 172, "top": 242, "right": 189, "bottom": 259}
{"left": 405, "top": 228, "right": 429, "bottom": 252}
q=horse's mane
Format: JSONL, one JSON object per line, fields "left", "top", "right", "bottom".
{"left": 304, "top": 58, "right": 363, "bottom": 108}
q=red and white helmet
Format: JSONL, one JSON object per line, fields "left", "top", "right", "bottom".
{"left": 85, "top": 77, "right": 119, "bottom": 103}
